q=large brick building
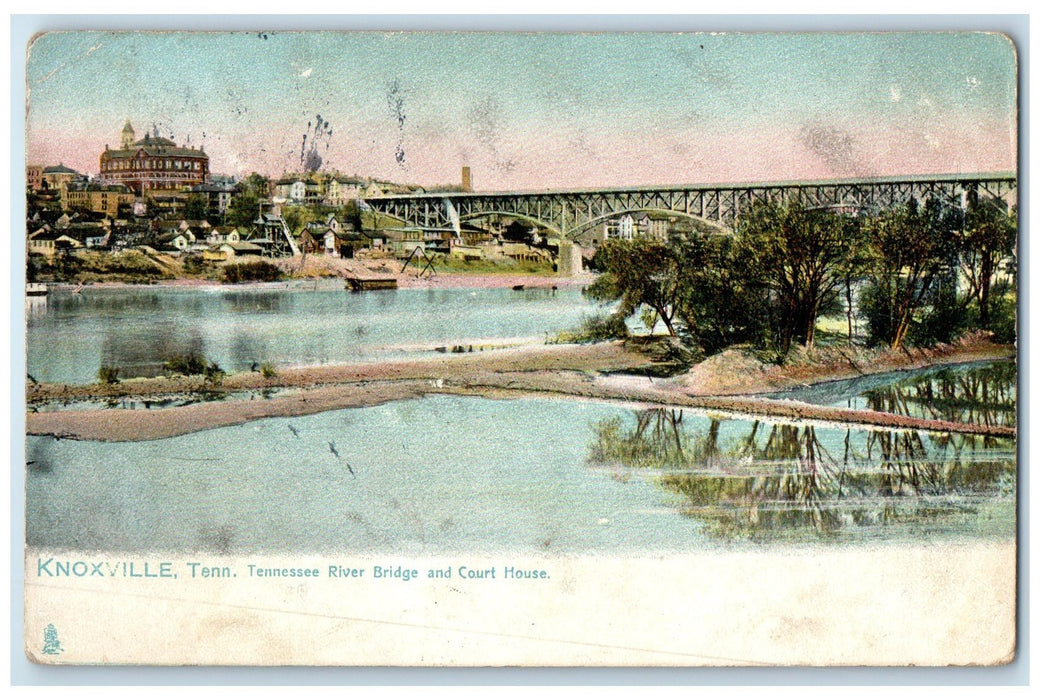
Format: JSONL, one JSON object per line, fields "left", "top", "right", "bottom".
{"left": 99, "top": 119, "right": 209, "bottom": 196}
{"left": 62, "top": 182, "right": 135, "bottom": 217}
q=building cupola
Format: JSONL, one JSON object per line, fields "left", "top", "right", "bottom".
{"left": 120, "top": 119, "right": 135, "bottom": 149}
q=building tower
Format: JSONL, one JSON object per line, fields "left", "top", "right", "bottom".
{"left": 120, "top": 119, "right": 135, "bottom": 149}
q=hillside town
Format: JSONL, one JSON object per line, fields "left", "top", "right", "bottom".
{"left": 26, "top": 119, "right": 697, "bottom": 283}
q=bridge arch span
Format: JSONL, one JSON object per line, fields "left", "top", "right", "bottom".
{"left": 456, "top": 210, "right": 561, "bottom": 237}
{"left": 568, "top": 208, "right": 731, "bottom": 239}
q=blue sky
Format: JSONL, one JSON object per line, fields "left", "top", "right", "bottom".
{"left": 25, "top": 30, "right": 1018, "bottom": 189}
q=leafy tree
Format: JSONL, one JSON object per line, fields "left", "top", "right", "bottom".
{"left": 910, "top": 272, "right": 966, "bottom": 346}
{"left": 861, "top": 198, "right": 961, "bottom": 348}
{"left": 674, "top": 234, "right": 769, "bottom": 355}
{"left": 224, "top": 173, "right": 271, "bottom": 229}
{"left": 53, "top": 239, "right": 78, "bottom": 281}
{"left": 241, "top": 173, "right": 271, "bottom": 198}
{"left": 98, "top": 366, "right": 120, "bottom": 384}
{"left": 226, "top": 190, "right": 260, "bottom": 229}
{"left": 584, "top": 232, "right": 770, "bottom": 353}
{"left": 184, "top": 193, "right": 208, "bottom": 221}
{"left": 959, "top": 198, "right": 1016, "bottom": 329}
{"left": 340, "top": 200, "right": 363, "bottom": 230}
{"left": 585, "top": 238, "right": 684, "bottom": 336}
{"left": 281, "top": 205, "right": 317, "bottom": 237}
{"left": 27, "top": 255, "right": 42, "bottom": 283}
{"left": 735, "top": 201, "right": 856, "bottom": 352}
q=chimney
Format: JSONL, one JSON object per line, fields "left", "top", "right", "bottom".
{"left": 461, "top": 166, "right": 472, "bottom": 192}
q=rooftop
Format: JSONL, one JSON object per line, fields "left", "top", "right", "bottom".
{"left": 43, "top": 164, "right": 80, "bottom": 175}
{"left": 103, "top": 135, "right": 207, "bottom": 159}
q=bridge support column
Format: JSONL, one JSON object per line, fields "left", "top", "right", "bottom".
{"left": 557, "top": 240, "right": 583, "bottom": 277}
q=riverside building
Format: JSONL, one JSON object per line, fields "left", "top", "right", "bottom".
{"left": 100, "top": 119, "right": 209, "bottom": 196}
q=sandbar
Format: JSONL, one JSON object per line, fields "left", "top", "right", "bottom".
{"left": 26, "top": 334, "right": 1015, "bottom": 443}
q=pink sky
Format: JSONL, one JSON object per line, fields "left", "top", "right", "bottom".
{"left": 25, "top": 31, "right": 1018, "bottom": 190}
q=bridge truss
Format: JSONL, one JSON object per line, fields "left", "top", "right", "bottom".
{"left": 363, "top": 172, "right": 1017, "bottom": 237}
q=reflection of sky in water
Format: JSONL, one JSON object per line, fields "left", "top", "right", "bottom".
{"left": 27, "top": 285, "right": 612, "bottom": 384}
{"left": 27, "top": 395, "right": 1015, "bottom": 554}
{"left": 26, "top": 397, "right": 704, "bottom": 555}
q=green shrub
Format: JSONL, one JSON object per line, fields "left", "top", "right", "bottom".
{"left": 164, "top": 353, "right": 207, "bottom": 376}
{"left": 908, "top": 282, "right": 966, "bottom": 346}
{"left": 97, "top": 365, "right": 120, "bottom": 384}
{"left": 434, "top": 256, "right": 555, "bottom": 275}
{"left": 859, "top": 281, "right": 896, "bottom": 347}
{"left": 987, "top": 293, "right": 1017, "bottom": 344}
{"left": 550, "top": 312, "right": 629, "bottom": 344}
{"left": 204, "top": 361, "right": 225, "bottom": 384}
{"left": 182, "top": 254, "right": 209, "bottom": 275}
{"left": 259, "top": 362, "right": 278, "bottom": 379}
{"left": 222, "top": 260, "right": 283, "bottom": 283}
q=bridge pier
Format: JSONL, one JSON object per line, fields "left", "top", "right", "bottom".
{"left": 557, "top": 240, "right": 584, "bottom": 277}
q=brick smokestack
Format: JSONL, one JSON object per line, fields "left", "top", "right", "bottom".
{"left": 461, "top": 166, "right": 472, "bottom": 192}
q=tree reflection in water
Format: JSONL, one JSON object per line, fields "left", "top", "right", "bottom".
{"left": 587, "top": 407, "right": 1015, "bottom": 543}
{"left": 861, "top": 361, "right": 1016, "bottom": 429}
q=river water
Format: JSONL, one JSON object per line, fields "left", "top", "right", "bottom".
{"left": 26, "top": 284, "right": 609, "bottom": 384}
{"left": 24, "top": 286, "right": 1016, "bottom": 554}
{"left": 27, "top": 391, "right": 1015, "bottom": 554}
{"left": 768, "top": 359, "right": 1017, "bottom": 427}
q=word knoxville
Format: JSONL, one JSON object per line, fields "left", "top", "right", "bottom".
{"left": 37, "top": 558, "right": 178, "bottom": 579}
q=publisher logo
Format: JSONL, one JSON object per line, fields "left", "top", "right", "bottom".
{"left": 42, "top": 624, "right": 63, "bottom": 655}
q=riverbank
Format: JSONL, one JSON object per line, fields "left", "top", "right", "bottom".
{"left": 26, "top": 333, "right": 1016, "bottom": 443}
{"left": 669, "top": 331, "right": 1015, "bottom": 396}
{"left": 36, "top": 254, "right": 591, "bottom": 291}
{"left": 280, "top": 255, "right": 594, "bottom": 290}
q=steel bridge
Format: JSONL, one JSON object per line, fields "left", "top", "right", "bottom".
{"left": 363, "top": 172, "right": 1017, "bottom": 237}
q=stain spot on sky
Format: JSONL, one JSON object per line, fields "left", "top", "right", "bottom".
{"left": 467, "top": 97, "right": 500, "bottom": 154}
{"left": 149, "top": 121, "right": 178, "bottom": 143}
{"left": 568, "top": 130, "right": 596, "bottom": 160}
{"left": 299, "top": 113, "right": 333, "bottom": 171}
{"left": 466, "top": 96, "right": 519, "bottom": 174}
{"left": 798, "top": 123, "right": 868, "bottom": 177}
{"left": 387, "top": 78, "right": 408, "bottom": 169}
{"left": 669, "top": 47, "right": 731, "bottom": 89}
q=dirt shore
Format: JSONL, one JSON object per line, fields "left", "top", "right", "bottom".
{"left": 47, "top": 254, "right": 592, "bottom": 292}
{"left": 276, "top": 254, "right": 596, "bottom": 290}
{"left": 26, "top": 334, "right": 1015, "bottom": 443}
{"left": 670, "top": 332, "right": 1016, "bottom": 396}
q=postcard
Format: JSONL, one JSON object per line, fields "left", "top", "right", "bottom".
{"left": 22, "top": 28, "right": 1018, "bottom": 666}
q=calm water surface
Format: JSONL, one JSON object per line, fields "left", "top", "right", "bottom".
{"left": 27, "top": 284, "right": 610, "bottom": 384}
{"left": 770, "top": 360, "right": 1016, "bottom": 428}
{"left": 26, "top": 394, "right": 1015, "bottom": 554}
{"left": 25, "top": 291, "right": 1017, "bottom": 553}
